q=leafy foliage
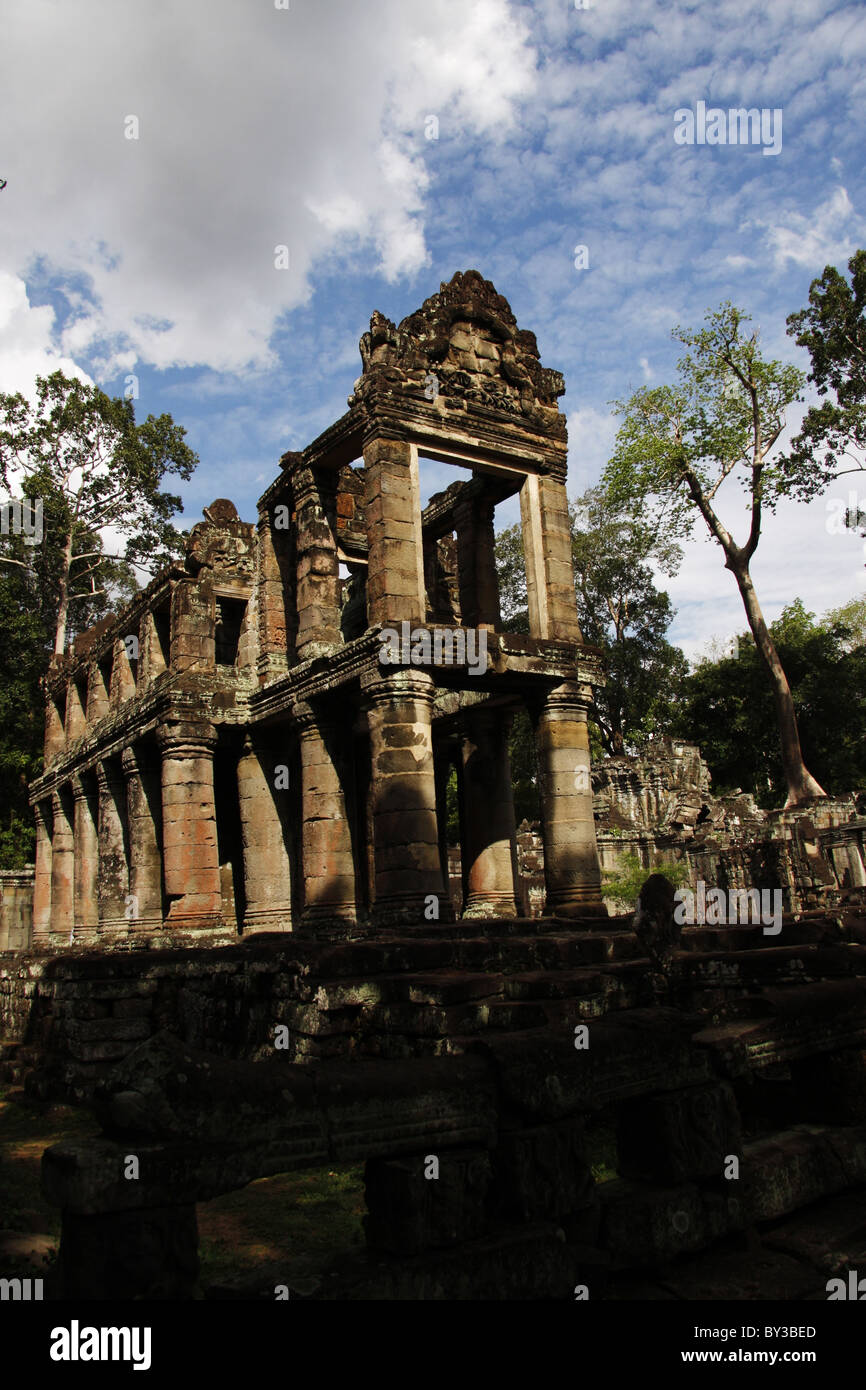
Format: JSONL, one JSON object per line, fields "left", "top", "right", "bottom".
{"left": 571, "top": 485, "right": 687, "bottom": 754}
{"left": 601, "top": 851, "right": 690, "bottom": 908}
{"left": 786, "top": 249, "right": 866, "bottom": 486}
{"left": 0, "top": 371, "right": 197, "bottom": 659}
{"left": 495, "top": 494, "right": 685, "bottom": 760}
{"left": 601, "top": 301, "right": 825, "bottom": 806}
{"left": 824, "top": 594, "right": 866, "bottom": 651}
{"left": 674, "top": 599, "right": 866, "bottom": 806}
{"left": 494, "top": 523, "right": 530, "bottom": 633}
{"left": 0, "top": 372, "right": 199, "bottom": 866}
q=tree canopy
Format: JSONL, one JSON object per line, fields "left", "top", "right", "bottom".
{"left": 571, "top": 484, "right": 686, "bottom": 755}
{"left": 674, "top": 598, "right": 866, "bottom": 807}
{"left": 786, "top": 248, "right": 866, "bottom": 487}
{"left": 0, "top": 370, "right": 198, "bottom": 661}
{"left": 0, "top": 371, "right": 199, "bottom": 866}
{"left": 601, "top": 301, "right": 825, "bottom": 807}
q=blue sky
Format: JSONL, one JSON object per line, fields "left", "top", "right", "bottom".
{"left": 1, "top": 0, "right": 865, "bottom": 659}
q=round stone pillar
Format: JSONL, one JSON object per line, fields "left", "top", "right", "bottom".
{"left": 96, "top": 759, "right": 129, "bottom": 934}
{"left": 460, "top": 708, "right": 519, "bottom": 918}
{"left": 71, "top": 773, "right": 99, "bottom": 940}
{"left": 50, "top": 787, "right": 75, "bottom": 938}
{"left": 157, "top": 725, "right": 222, "bottom": 929}
{"left": 294, "top": 703, "right": 357, "bottom": 926}
{"left": 123, "top": 745, "right": 164, "bottom": 933}
{"left": 364, "top": 670, "right": 446, "bottom": 926}
{"left": 237, "top": 733, "right": 293, "bottom": 933}
{"left": 534, "top": 681, "right": 606, "bottom": 920}
{"left": 32, "top": 799, "right": 53, "bottom": 946}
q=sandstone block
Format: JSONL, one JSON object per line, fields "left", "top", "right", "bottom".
{"left": 617, "top": 1082, "right": 742, "bottom": 1184}
{"left": 364, "top": 1147, "right": 492, "bottom": 1254}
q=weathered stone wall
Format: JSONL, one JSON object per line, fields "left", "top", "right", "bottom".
{"left": 0, "top": 868, "right": 33, "bottom": 950}
{"left": 34, "top": 925, "right": 866, "bottom": 1299}
{"left": 594, "top": 739, "right": 866, "bottom": 913}
{"left": 443, "top": 741, "right": 866, "bottom": 920}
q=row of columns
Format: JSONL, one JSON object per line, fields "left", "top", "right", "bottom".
{"left": 34, "top": 730, "right": 221, "bottom": 944}
{"left": 258, "top": 437, "right": 587, "bottom": 658}
{"left": 295, "top": 669, "right": 604, "bottom": 925}
{"left": 34, "top": 725, "right": 299, "bottom": 946}
{"left": 32, "top": 673, "right": 604, "bottom": 943}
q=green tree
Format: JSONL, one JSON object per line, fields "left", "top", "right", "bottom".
{"left": 824, "top": 594, "right": 866, "bottom": 651}
{"left": 0, "top": 372, "right": 198, "bottom": 866}
{"left": 675, "top": 599, "right": 866, "bottom": 806}
{"left": 602, "top": 302, "right": 825, "bottom": 807}
{"left": 494, "top": 522, "right": 530, "bottom": 633}
{"left": 571, "top": 484, "right": 687, "bottom": 754}
{"left": 494, "top": 492, "right": 685, "bottom": 799}
{"left": 0, "top": 546, "right": 47, "bottom": 864}
{"left": 0, "top": 490, "right": 135, "bottom": 865}
{"left": 786, "top": 249, "right": 866, "bottom": 487}
{"left": 601, "top": 851, "right": 690, "bottom": 909}
{"left": 0, "top": 371, "right": 197, "bottom": 662}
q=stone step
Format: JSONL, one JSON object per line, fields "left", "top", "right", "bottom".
{"left": 599, "top": 1122, "right": 866, "bottom": 1271}
{"left": 503, "top": 968, "right": 607, "bottom": 1001}
{"left": 680, "top": 942, "right": 866, "bottom": 982}
{"left": 300, "top": 915, "right": 857, "bottom": 981}
{"left": 293, "top": 940, "right": 866, "bottom": 1038}
{"left": 692, "top": 981, "right": 866, "bottom": 1076}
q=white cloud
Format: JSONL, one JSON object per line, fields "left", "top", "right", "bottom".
{"left": 0, "top": 275, "right": 92, "bottom": 398}
{"left": 1, "top": 0, "right": 537, "bottom": 376}
{"left": 565, "top": 406, "right": 618, "bottom": 491}
{"left": 762, "top": 186, "right": 865, "bottom": 270}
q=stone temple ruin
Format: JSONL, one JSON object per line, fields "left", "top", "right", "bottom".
{"left": 25, "top": 270, "right": 606, "bottom": 948}
{"left": 2, "top": 272, "right": 866, "bottom": 1302}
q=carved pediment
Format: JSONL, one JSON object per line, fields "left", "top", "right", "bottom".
{"left": 186, "top": 498, "right": 256, "bottom": 580}
{"left": 350, "top": 270, "right": 565, "bottom": 434}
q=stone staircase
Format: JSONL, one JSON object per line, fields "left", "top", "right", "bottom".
{"left": 2, "top": 907, "right": 865, "bottom": 1100}
{"left": 278, "top": 910, "right": 866, "bottom": 1061}
{"left": 18, "top": 905, "right": 866, "bottom": 1299}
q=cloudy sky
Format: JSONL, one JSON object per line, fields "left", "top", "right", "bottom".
{"left": 2, "top": 0, "right": 865, "bottom": 660}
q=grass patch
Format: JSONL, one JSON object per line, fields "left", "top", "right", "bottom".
{"left": 586, "top": 1116, "right": 619, "bottom": 1185}
{"left": 0, "top": 1083, "right": 100, "bottom": 1278}
{"left": 0, "top": 1081, "right": 365, "bottom": 1293}
{"left": 197, "top": 1164, "right": 366, "bottom": 1293}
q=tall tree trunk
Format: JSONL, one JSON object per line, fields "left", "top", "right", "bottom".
{"left": 52, "top": 530, "right": 73, "bottom": 665}
{"left": 731, "top": 562, "right": 826, "bottom": 806}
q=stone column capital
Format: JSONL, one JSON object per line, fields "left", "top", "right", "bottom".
{"left": 157, "top": 723, "right": 218, "bottom": 760}
{"left": 121, "top": 743, "right": 160, "bottom": 779}
{"left": 96, "top": 758, "right": 125, "bottom": 791}
{"left": 538, "top": 680, "right": 589, "bottom": 720}
{"left": 464, "top": 704, "right": 513, "bottom": 738}
{"left": 453, "top": 490, "right": 496, "bottom": 526}
{"left": 291, "top": 462, "right": 336, "bottom": 508}
{"left": 291, "top": 701, "right": 319, "bottom": 737}
{"left": 361, "top": 422, "right": 412, "bottom": 454}
{"left": 361, "top": 669, "right": 436, "bottom": 710}
{"left": 70, "top": 773, "right": 92, "bottom": 803}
